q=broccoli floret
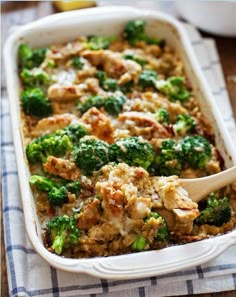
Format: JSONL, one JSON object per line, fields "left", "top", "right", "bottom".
{"left": 95, "top": 70, "right": 119, "bottom": 92}
{"left": 146, "top": 212, "right": 169, "bottom": 241}
{"left": 30, "top": 175, "right": 81, "bottom": 206}
{"left": 131, "top": 235, "right": 148, "bottom": 251}
{"left": 77, "top": 93, "right": 126, "bottom": 116}
{"left": 123, "top": 20, "right": 162, "bottom": 46}
{"left": 120, "top": 80, "right": 134, "bottom": 93}
{"left": 124, "top": 53, "right": 147, "bottom": 67}
{"left": 173, "top": 114, "right": 196, "bottom": 136}
{"left": 138, "top": 70, "right": 158, "bottom": 89}
{"left": 155, "top": 139, "right": 183, "bottom": 176}
{"left": 46, "top": 215, "right": 80, "bottom": 254}
{"left": 109, "top": 136, "right": 154, "bottom": 170}
{"left": 20, "top": 68, "right": 51, "bottom": 87}
{"left": 86, "top": 35, "right": 116, "bottom": 50}
{"left": 48, "top": 186, "right": 68, "bottom": 206}
{"left": 60, "top": 124, "right": 88, "bottom": 145}
{"left": 77, "top": 95, "right": 105, "bottom": 114}
{"left": 18, "top": 44, "right": 47, "bottom": 69}
{"left": 65, "top": 181, "right": 81, "bottom": 196}
{"left": 29, "top": 175, "right": 68, "bottom": 206}
{"left": 180, "top": 135, "right": 212, "bottom": 169}
{"left": 155, "top": 108, "right": 169, "bottom": 124}
{"left": 71, "top": 56, "right": 84, "bottom": 69}
{"left": 73, "top": 138, "right": 110, "bottom": 175}
{"left": 104, "top": 94, "right": 127, "bottom": 116}
{"left": 26, "top": 124, "right": 87, "bottom": 164}
{"left": 195, "top": 193, "right": 231, "bottom": 227}
{"left": 29, "top": 175, "right": 57, "bottom": 192}
{"left": 155, "top": 76, "right": 190, "bottom": 102}
{"left": 21, "top": 88, "right": 52, "bottom": 118}
{"left": 26, "top": 133, "right": 73, "bottom": 164}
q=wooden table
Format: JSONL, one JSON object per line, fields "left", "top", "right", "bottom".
{"left": 1, "top": 2, "right": 236, "bottom": 296}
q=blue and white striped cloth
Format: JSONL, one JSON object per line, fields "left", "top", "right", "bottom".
{"left": 2, "top": 22, "right": 236, "bottom": 297}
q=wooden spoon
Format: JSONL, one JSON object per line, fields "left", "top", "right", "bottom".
{"left": 180, "top": 166, "right": 236, "bottom": 203}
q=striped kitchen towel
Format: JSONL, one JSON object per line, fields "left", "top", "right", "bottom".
{"left": 2, "top": 22, "right": 236, "bottom": 297}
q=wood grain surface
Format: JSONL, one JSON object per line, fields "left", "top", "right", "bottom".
{"left": 1, "top": 1, "right": 236, "bottom": 297}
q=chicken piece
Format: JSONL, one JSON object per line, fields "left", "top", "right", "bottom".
{"left": 76, "top": 66, "right": 97, "bottom": 80}
{"left": 32, "top": 113, "right": 79, "bottom": 137}
{"left": 48, "top": 39, "right": 86, "bottom": 61}
{"left": 81, "top": 50, "right": 141, "bottom": 81}
{"left": 43, "top": 156, "right": 81, "bottom": 180}
{"left": 77, "top": 199, "right": 101, "bottom": 230}
{"left": 84, "top": 77, "right": 106, "bottom": 95}
{"left": 153, "top": 176, "right": 200, "bottom": 234}
{"left": 96, "top": 181, "right": 124, "bottom": 220}
{"left": 126, "top": 196, "right": 152, "bottom": 219}
{"left": 47, "top": 83, "right": 87, "bottom": 101}
{"left": 48, "top": 83, "right": 86, "bottom": 101}
{"left": 81, "top": 107, "right": 114, "bottom": 144}
{"left": 155, "top": 176, "right": 198, "bottom": 211}
{"left": 104, "top": 51, "right": 141, "bottom": 81}
{"left": 173, "top": 209, "right": 200, "bottom": 223}
{"left": 80, "top": 49, "right": 105, "bottom": 66}
{"left": 117, "top": 111, "right": 169, "bottom": 140}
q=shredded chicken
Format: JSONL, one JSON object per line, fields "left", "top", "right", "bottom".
{"left": 32, "top": 113, "right": 79, "bottom": 137}
{"left": 43, "top": 156, "right": 81, "bottom": 180}
{"left": 81, "top": 107, "right": 114, "bottom": 144}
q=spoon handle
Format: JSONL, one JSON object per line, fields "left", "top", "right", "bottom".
{"left": 181, "top": 166, "right": 236, "bottom": 203}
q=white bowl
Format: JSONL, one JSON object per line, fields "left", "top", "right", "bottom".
{"left": 176, "top": 0, "right": 236, "bottom": 37}
{"left": 4, "top": 6, "right": 236, "bottom": 279}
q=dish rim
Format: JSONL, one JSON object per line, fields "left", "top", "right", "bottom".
{"left": 3, "top": 6, "right": 236, "bottom": 279}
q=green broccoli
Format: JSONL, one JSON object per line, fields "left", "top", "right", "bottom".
{"left": 155, "top": 108, "right": 169, "bottom": 124}
{"left": 48, "top": 186, "right": 68, "bottom": 206}
{"left": 77, "top": 95, "right": 105, "bottom": 114}
{"left": 26, "top": 133, "right": 72, "bottom": 164}
{"left": 30, "top": 175, "right": 81, "bottom": 206}
{"left": 65, "top": 181, "right": 81, "bottom": 196}
{"left": 155, "top": 139, "right": 183, "bottom": 176}
{"left": 123, "top": 53, "right": 147, "bottom": 67}
{"left": 155, "top": 76, "right": 190, "bottom": 102}
{"left": 138, "top": 69, "right": 158, "bottom": 89}
{"left": 18, "top": 44, "right": 47, "bottom": 69}
{"left": 120, "top": 80, "right": 134, "bottom": 94}
{"left": 46, "top": 215, "right": 80, "bottom": 254}
{"left": 60, "top": 123, "right": 88, "bottom": 145}
{"left": 195, "top": 193, "right": 231, "bottom": 227}
{"left": 146, "top": 212, "right": 169, "bottom": 241}
{"left": 26, "top": 124, "right": 87, "bottom": 164}
{"left": 104, "top": 94, "right": 127, "bottom": 116}
{"left": 20, "top": 68, "right": 51, "bottom": 87}
{"left": 29, "top": 175, "right": 57, "bottom": 192}
{"left": 73, "top": 138, "right": 110, "bottom": 175}
{"left": 173, "top": 114, "right": 196, "bottom": 136}
{"left": 180, "top": 135, "right": 212, "bottom": 169}
{"left": 71, "top": 56, "right": 84, "bottom": 69}
{"left": 21, "top": 88, "right": 52, "bottom": 118}
{"left": 95, "top": 71, "right": 119, "bottom": 92}
{"left": 123, "top": 20, "right": 162, "bottom": 46}
{"left": 86, "top": 35, "right": 116, "bottom": 50}
{"left": 109, "top": 136, "right": 154, "bottom": 170}
{"left": 131, "top": 235, "right": 148, "bottom": 251}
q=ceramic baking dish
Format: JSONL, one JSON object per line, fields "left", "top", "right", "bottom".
{"left": 4, "top": 6, "right": 236, "bottom": 279}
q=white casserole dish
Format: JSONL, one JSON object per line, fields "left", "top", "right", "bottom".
{"left": 4, "top": 6, "right": 236, "bottom": 280}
